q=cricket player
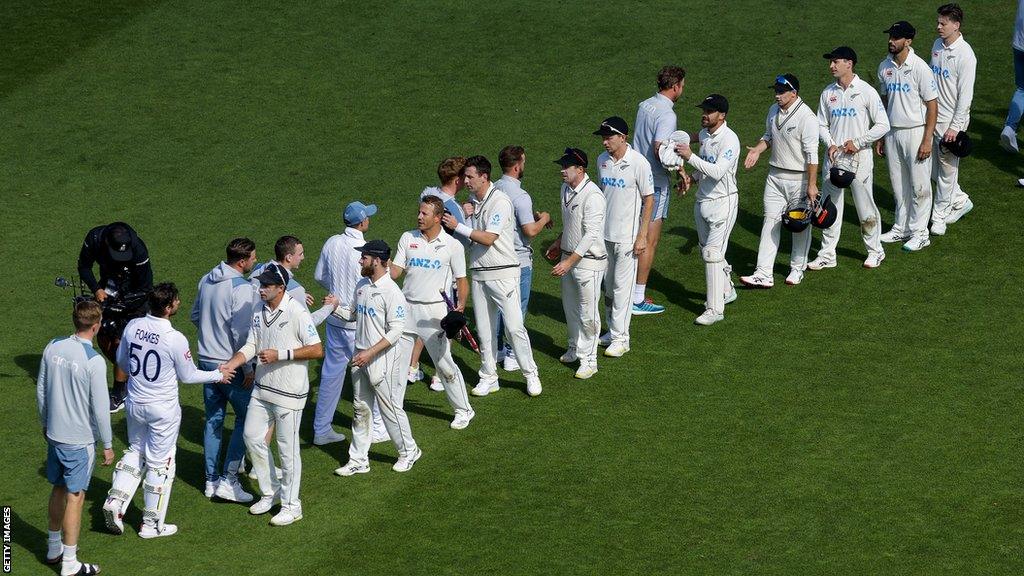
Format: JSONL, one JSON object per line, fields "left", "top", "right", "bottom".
{"left": 632, "top": 65, "right": 685, "bottom": 314}
{"left": 38, "top": 300, "right": 114, "bottom": 575}
{"left": 593, "top": 116, "right": 654, "bottom": 356}
{"left": 391, "top": 197, "right": 475, "bottom": 429}
{"left": 808, "top": 46, "right": 891, "bottom": 270}
{"left": 544, "top": 148, "right": 607, "bottom": 379}
{"left": 222, "top": 264, "right": 323, "bottom": 526}
{"left": 929, "top": 3, "right": 976, "bottom": 235}
{"left": 191, "top": 237, "right": 258, "bottom": 502}
{"left": 103, "top": 283, "right": 228, "bottom": 538}
{"left": 334, "top": 240, "right": 422, "bottom": 475}
{"left": 674, "top": 94, "right": 741, "bottom": 326}
{"left": 251, "top": 236, "right": 334, "bottom": 323}
{"left": 442, "top": 155, "right": 543, "bottom": 397}
{"left": 876, "top": 21, "right": 939, "bottom": 252}
{"left": 740, "top": 73, "right": 820, "bottom": 288}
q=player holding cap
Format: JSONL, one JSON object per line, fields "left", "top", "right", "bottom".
{"left": 929, "top": 3, "right": 976, "bottom": 235}
{"left": 740, "top": 74, "right": 820, "bottom": 288}
{"left": 222, "top": 264, "right": 323, "bottom": 526}
{"left": 808, "top": 46, "right": 891, "bottom": 270}
{"left": 876, "top": 21, "right": 939, "bottom": 252}
{"left": 390, "top": 197, "right": 475, "bottom": 429}
{"left": 545, "top": 148, "right": 607, "bottom": 379}
{"left": 594, "top": 116, "right": 654, "bottom": 356}
{"left": 443, "top": 156, "right": 543, "bottom": 397}
{"left": 675, "top": 94, "right": 741, "bottom": 325}
{"left": 103, "top": 283, "right": 229, "bottom": 538}
{"left": 334, "top": 240, "right": 423, "bottom": 475}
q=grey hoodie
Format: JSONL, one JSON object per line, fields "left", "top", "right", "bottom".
{"left": 191, "top": 262, "right": 256, "bottom": 364}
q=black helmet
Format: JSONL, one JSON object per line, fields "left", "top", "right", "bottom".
{"left": 940, "top": 131, "right": 973, "bottom": 158}
{"left": 812, "top": 196, "right": 839, "bottom": 229}
{"left": 829, "top": 153, "right": 859, "bottom": 188}
{"left": 440, "top": 310, "right": 467, "bottom": 339}
{"left": 782, "top": 206, "right": 813, "bottom": 232}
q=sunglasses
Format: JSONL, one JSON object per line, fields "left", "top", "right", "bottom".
{"left": 775, "top": 75, "right": 795, "bottom": 91}
{"left": 601, "top": 121, "right": 625, "bottom": 136}
{"left": 563, "top": 148, "right": 586, "bottom": 166}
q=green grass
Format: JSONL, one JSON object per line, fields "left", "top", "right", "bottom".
{"left": 2, "top": 1, "right": 1023, "bottom": 574}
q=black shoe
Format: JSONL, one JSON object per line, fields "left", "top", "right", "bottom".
{"left": 109, "top": 393, "right": 125, "bottom": 413}
{"left": 71, "top": 562, "right": 101, "bottom": 575}
{"left": 45, "top": 553, "right": 61, "bottom": 565}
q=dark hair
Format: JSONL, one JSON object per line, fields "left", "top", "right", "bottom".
{"left": 657, "top": 66, "right": 686, "bottom": 90}
{"left": 437, "top": 156, "right": 466, "bottom": 185}
{"left": 937, "top": 3, "right": 963, "bottom": 23}
{"left": 226, "top": 237, "right": 256, "bottom": 265}
{"left": 420, "top": 195, "right": 445, "bottom": 217}
{"left": 73, "top": 300, "right": 102, "bottom": 331}
{"left": 464, "top": 155, "right": 491, "bottom": 179}
{"left": 498, "top": 145, "right": 525, "bottom": 172}
{"left": 148, "top": 282, "right": 179, "bottom": 316}
{"left": 274, "top": 235, "right": 302, "bottom": 262}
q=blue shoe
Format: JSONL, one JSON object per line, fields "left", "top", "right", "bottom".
{"left": 632, "top": 299, "right": 665, "bottom": 315}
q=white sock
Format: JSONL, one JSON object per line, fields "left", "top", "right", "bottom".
{"left": 61, "top": 544, "right": 80, "bottom": 575}
{"left": 633, "top": 284, "right": 646, "bottom": 305}
{"left": 47, "top": 530, "right": 61, "bottom": 557}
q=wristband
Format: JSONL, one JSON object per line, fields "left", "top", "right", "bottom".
{"left": 277, "top": 348, "right": 292, "bottom": 361}
{"left": 454, "top": 223, "right": 473, "bottom": 238}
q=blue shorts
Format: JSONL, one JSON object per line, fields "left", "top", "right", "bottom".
{"left": 651, "top": 186, "right": 670, "bottom": 221}
{"left": 46, "top": 442, "right": 96, "bottom": 493}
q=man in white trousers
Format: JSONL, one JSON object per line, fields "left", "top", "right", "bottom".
{"left": 593, "top": 116, "right": 654, "bottom": 357}
{"left": 334, "top": 240, "right": 422, "bottom": 475}
{"left": 808, "top": 46, "right": 891, "bottom": 270}
{"left": 740, "top": 73, "right": 820, "bottom": 288}
{"left": 545, "top": 147, "right": 607, "bottom": 379}
{"left": 223, "top": 264, "right": 323, "bottom": 526}
{"left": 675, "top": 94, "right": 741, "bottom": 326}
{"left": 876, "top": 21, "right": 939, "bottom": 252}
{"left": 442, "top": 155, "right": 542, "bottom": 397}
{"left": 104, "top": 283, "right": 229, "bottom": 538}
{"left": 929, "top": 3, "right": 976, "bottom": 235}
{"left": 391, "top": 197, "right": 475, "bottom": 429}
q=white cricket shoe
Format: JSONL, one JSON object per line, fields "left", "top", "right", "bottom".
{"left": 559, "top": 349, "right": 578, "bottom": 363}
{"left": 428, "top": 376, "right": 444, "bottom": 392}
{"left": 450, "top": 410, "right": 475, "bottom": 430}
{"left": 863, "top": 252, "right": 886, "bottom": 269}
{"left": 102, "top": 499, "right": 124, "bottom": 535}
{"left": 526, "top": 374, "right": 542, "bottom": 397}
{"left": 785, "top": 270, "right": 804, "bottom": 286}
{"left": 598, "top": 332, "right": 611, "bottom": 347}
{"left": 879, "top": 230, "right": 909, "bottom": 243}
{"left": 806, "top": 256, "right": 837, "bottom": 270}
{"left": 502, "top": 354, "right": 520, "bottom": 372}
{"left": 139, "top": 523, "right": 178, "bottom": 539}
{"left": 574, "top": 365, "right": 598, "bottom": 380}
{"left": 902, "top": 236, "right": 931, "bottom": 252}
{"left": 725, "top": 285, "right": 738, "bottom": 304}
{"left": 945, "top": 198, "right": 973, "bottom": 223}
{"left": 740, "top": 273, "right": 773, "bottom": 289}
{"left": 213, "top": 475, "right": 254, "bottom": 503}
{"left": 470, "top": 379, "right": 500, "bottom": 397}
{"left": 248, "top": 493, "right": 280, "bottom": 515}
{"left": 931, "top": 219, "right": 947, "bottom": 235}
{"left": 270, "top": 508, "right": 302, "bottom": 526}
{"left": 313, "top": 430, "right": 347, "bottom": 446}
{"left": 204, "top": 480, "right": 218, "bottom": 498}
{"left": 334, "top": 462, "right": 370, "bottom": 477}
{"left": 694, "top": 310, "right": 724, "bottom": 326}
{"left": 603, "top": 342, "right": 629, "bottom": 358}
{"left": 1001, "top": 125, "right": 1019, "bottom": 153}
{"left": 407, "top": 366, "right": 423, "bottom": 383}
{"left": 392, "top": 447, "right": 422, "bottom": 472}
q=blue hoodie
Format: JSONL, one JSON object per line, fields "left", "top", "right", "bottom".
{"left": 191, "top": 262, "right": 256, "bottom": 364}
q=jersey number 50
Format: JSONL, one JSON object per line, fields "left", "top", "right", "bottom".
{"left": 129, "top": 343, "right": 162, "bottom": 382}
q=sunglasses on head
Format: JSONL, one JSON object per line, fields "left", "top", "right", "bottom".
{"left": 775, "top": 75, "right": 795, "bottom": 91}
{"left": 601, "top": 122, "right": 625, "bottom": 136}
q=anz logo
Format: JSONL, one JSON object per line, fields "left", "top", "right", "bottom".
{"left": 600, "top": 176, "right": 626, "bottom": 188}
{"left": 885, "top": 82, "right": 912, "bottom": 93}
{"left": 831, "top": 107, "right": 858, "bottom": 118}
{"left": 356, "top": 304, "right": 378, "bottom": 317}
{"left": 931, "top": 65, "right": 951, "bottom": 79}
{"left": 408, "top": 257, "right": 442, "bottom": 269}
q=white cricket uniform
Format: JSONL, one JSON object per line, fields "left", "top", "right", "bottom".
{"left": 109, "top": 314, "right": 221, "bottom": 530}
{"left": 754, "top": 98, "right": 819, "bottom": 277}
{"left": 930, "top": 35, "right": 976, "bottom": 223}
{"left": 559, "top": 175, "right": 607, "bottom": 367}
{"left": 250, "top": 260, "right": 334, "bottom": 326}
{"left": 634, "top": 92, "right": 678, "bottom": 219}
{"left": 597, "top": 145, "right": 654, "bottom": 346}
{"left": 393, "top": 229, "right": 472, "bottom": 417}
{"left": 237, "top": 293, "right": 321, "bottom": 513}
{"left": 878, "top": 48, "right": 939, "bottom": 239}
{"left": 336, "top": 274, "right": 418, "bottom": 467}
{"left": 466, "top": 184, "right": 538, "bottom": 383}
{"left": 688, "top": 122, "right": 741, "bottom": 315}
{"left": 816, "top": 75, "right": 890, "bottom": 261}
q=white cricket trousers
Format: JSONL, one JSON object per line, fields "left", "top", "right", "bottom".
{"left": 696, "top": 194, "right": 738, "bottom": 315}
{"left": 471, "top": 275, "right": 538, "bottom": 382}
{"left": 314, "top": 323, "right": 355, "bottom": 437}
{"left": 244, "top": 397, "right": 303, "bottom": 511}
{"left": 931, "top": 124, "right": 971, "bottom": 224}
{"left": 885, "top": 126, "right": 933, "bottom": 238}
{"left": 348, "top": 334, "right": 418, "bottom": 467}
{"left": 109, "top": 398, "right": 180, "bottom": 527}
{"left": 603, "top": 240, "right": 636, "bottom": 346}
{"left": 754, "top": 171, "right": 812, "bottom": 277}
{"left": 816, "top": 154, "right": 883, "bottom": 261}
{"left": 407, "top": 302, "right": 471, "bottom": 415}
{"left": 561, "top": 265, "right": 604, "bottom": 367}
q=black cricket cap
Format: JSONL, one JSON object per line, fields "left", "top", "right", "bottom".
{"left": 593, "top": 116, "right": 629, "bottom": 137}
{"left": 773, "top": 73, "right": 800, "bottom": 94}
{"left": 555, "top": 147, "right": 588, "bottom": 168}
{"left": 940, "top": 131, "right": 973, "bottom": 158}
{"left": 884, "top": 21, "right": 916, "bottom": 39}
{"left": 255, "top": 263, "right": 290, "bottom": 286}
{"left": 105, "top": 222, "right": 134, "bottom": 262}
{"left": 355, "top": 239, "right": 391, "bottom": 261}
{"left": 696, "top": 93, "right": 729, "bottom": 113}
{"left": 823, "top": 46, "right": 858, "bottom": 64}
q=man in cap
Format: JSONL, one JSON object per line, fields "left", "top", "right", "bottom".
{"left": 740, "top": 74, "right": 820, "bottom": 288}
{"left": 594, "top": 116, "right": 654, "bottom": 356}
{"left": 222, "top": 264, "right": 323, "bottom": 526}
{"left": 876, "top": 21, "right": 939, "bottom": 252}
{"left": 674, "top": 94, "right": 741, "bottom": 325}
{"left": 77, "top": 222, "right": 154, "bottom": 412}
{"left": 929, "top": 3, "right": 976, "bottom": 234}
{"left": 544, "top": 148, "right": 607, "bottom": 379}
{"left": 808, "top": 46, "right": 890, "bottom": 270}
{"left": 333, "top": 240, "right": 422, "bottom": 475}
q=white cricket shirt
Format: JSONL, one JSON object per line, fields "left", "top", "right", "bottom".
{"left": 688, "top": 121, "right": 741, "bottom": 202}
{"left": 877, "top": 48, "right": 939, "bottom": 129}
{"left": 633, "top": 92, "right": 678, "bottom": 190}
{"left": 930, "top": 36, "right": 977, "bottom": 132}
{"left": 334, "top": 274, "right": 407, "bottom": 349}
{"left": 761, "top": 98, "right": 819, "bottom": 175}
{"left": 560, "top": 175, "right": 607, "bottom": 272}
{"left": 597, "top": 145, "right": 655, "bottom": 243}
{"left": 817, "top": 75, "right": 890, "bottom": 162}
{"left": 467, "top": 184, "right": 520, "bottom": 281}
{"left": 118, "top": 315, "right": 221, "bottom": 405}
{"left": 393, "top": 229, "right": 466, "bottom": 303}
{"left": 315, "top": 227, "right": 364, "bottom": 329}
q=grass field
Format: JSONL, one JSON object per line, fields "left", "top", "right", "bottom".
{"left": 2, "top": 1, "right": 1023, "bottom": 574}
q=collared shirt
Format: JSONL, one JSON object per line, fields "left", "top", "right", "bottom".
{"left": 467, "top": 184, "right": 520, "bottom": 281}
{"left": 315, "top": 227, "right": 365, "bottom": 328}
{"left": 492, "top": 174, "right": 536, "bottom": 267}
{"left": 817, "top": 75, "right": 890, "bottom": 156}
{"left": 37, "top": 335, "right": 112, "bottom": 448}
{"left": 761, "top": 98, "right": 819, "bottom": 173}
{"left": 334, "top": 274, "right": 407, "bottom": 349}
{"left": 560, "top": 175, "right": 607, "bottom": 271}
{"left": 878, "top": 48, "right": 939, "bottom": 128}
{"left": 634, "top": 92, "right": 678, "bottom": 190}
{"left": 118, "top": 315, "right": 221, "bottom": 405}
{"left": 597, "top": 145, "right": 655, "bottom": 243}
{"left": 930, "top": 35, "right": 977, "bottom": 132}
{"left": 393, "top": 229, "right": 466, "bottom": 303}
{"left": 688, "top": 121, "right": 741, "bottom": 202}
